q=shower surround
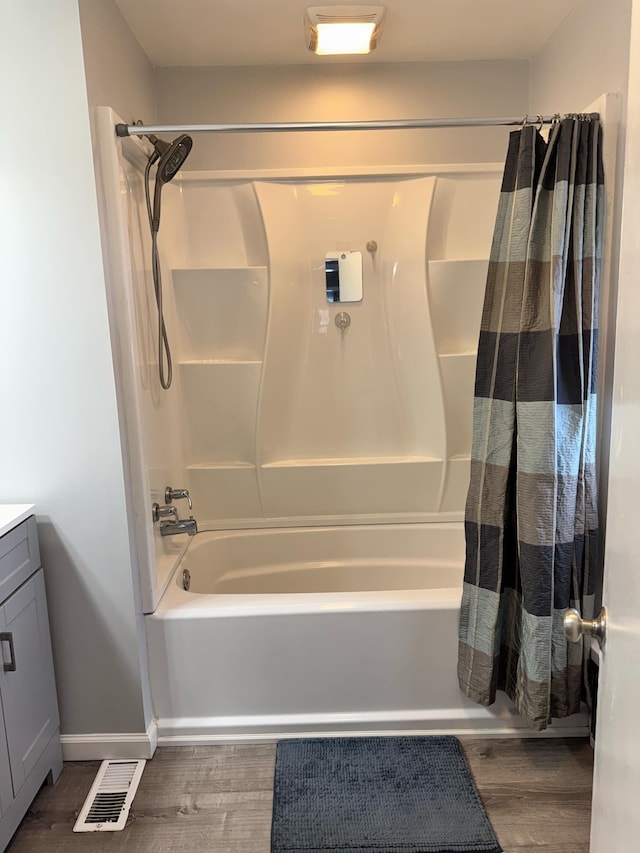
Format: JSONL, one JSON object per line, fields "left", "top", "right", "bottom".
{"left": 97, "top": 108, "right": 589, "bottom": 740}
{"left": 172, "top": 171, "right": 495, "bottom": 526}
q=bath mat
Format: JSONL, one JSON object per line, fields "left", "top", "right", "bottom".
{"left": 270, "top": 736, "right": 502, "bottom": 853}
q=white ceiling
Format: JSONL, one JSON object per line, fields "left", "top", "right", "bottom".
{"left": 114, "top": 0, "right": 583, "bottom": 67}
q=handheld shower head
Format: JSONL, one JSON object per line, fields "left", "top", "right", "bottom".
{"left": 145, "top": 133, "right": 193, "bottom": 232}
{"left": 147, "top": 133, "right": 193, "bottom": 184}
{"left": 143, "top": 133, "right": 194, "bottom": 391}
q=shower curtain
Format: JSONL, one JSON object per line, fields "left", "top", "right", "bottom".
{"left": 457, "top": 115, "right": 604, "bottom": 731}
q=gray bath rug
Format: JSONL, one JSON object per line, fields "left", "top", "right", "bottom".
{"left": 270, "top": 736, "right": 502, "bottom": 853}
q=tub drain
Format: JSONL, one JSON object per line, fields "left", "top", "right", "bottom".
{"left": 182, "top": 568, "right": 191, "bottom": 591}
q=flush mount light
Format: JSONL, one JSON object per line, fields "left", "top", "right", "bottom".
{"left": 306, "top": 6, "right": 386, "bottom": 56}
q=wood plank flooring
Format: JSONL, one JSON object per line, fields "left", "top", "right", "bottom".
{"left": 7, "top": 738, "right": 593, "bottom": 853}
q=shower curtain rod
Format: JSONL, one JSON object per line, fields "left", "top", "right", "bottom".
{"left": 115, "top": 115, "right": 560, "bottom": 137}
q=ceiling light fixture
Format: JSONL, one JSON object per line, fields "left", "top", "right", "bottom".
{"left": 306, "top": 6, "right": 386, "bottom": 56}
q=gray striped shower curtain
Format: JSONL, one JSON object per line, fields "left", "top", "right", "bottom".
{"left": 457, "top": 115, "right": 604, "bottom": 731}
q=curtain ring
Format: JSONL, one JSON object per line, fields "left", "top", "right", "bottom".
{"left": 521, "top": 114, "right": 530, "bottom": 129}
{"left": 536, "top": 115, "right": 544, "bottom": 131}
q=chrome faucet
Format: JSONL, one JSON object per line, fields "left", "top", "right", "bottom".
{"left": 151, "top": 502, "right": 198, "bottom": 536}
{"left": 159, "top": 516, "right": 198, "bottom": 537}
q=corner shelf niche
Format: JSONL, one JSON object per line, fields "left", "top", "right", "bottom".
{"left": 173, "top": 267, "right": 268, "bottom": 362}
{"left": 428, "top": 259, "right": 488, "bottom": 355}
{"left": 186, "top": 463, "right": 262, "bottom": 521}
{"left": 427, "top": 258, "right": 487, "bottom": 512}
{"left": 173, "top": 266, "right": 269, "bottom": 519}
{"left": 260, "top": 456, "right": 445, "bottom": 517}
{"left": 179, "top": 361, "right": 262, "bottom": 466}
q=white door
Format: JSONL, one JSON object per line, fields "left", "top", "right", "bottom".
{"left": 590, "top": 3, "right": 640, "bottom": 848}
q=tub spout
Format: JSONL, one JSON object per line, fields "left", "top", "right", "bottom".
{"left": 159, "top": 517, "right": 198, "bottom": 537}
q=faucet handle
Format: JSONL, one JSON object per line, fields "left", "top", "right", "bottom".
{"left": 152, "top": 502, "right": 178, "bottom": 522}
{"left": 165, "top": 486, "right": 193, "bottom": 510}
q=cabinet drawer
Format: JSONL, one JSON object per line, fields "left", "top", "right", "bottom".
{"left": 0, "top": 518, "right": 40, "bottom": 603}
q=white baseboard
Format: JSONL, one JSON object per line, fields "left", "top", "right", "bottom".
{"left": 158, "top": 726, "right": 591, "bottom": 746}
{"left": 60, "top": 712, "right": 590, "bottom": 755}
{"left": 60, "top": 721, "right": 158, "bottom": 761}
{"left": 155, "top": 710, "right": 590, "bottom": 746}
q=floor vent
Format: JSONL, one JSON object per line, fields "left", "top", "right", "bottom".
{"left": 73, "top": 759, "right": 146, "bottom": 832}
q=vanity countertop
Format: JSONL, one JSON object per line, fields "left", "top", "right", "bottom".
{"left": 0, "top": 505, "right": 36, "bottom": 538}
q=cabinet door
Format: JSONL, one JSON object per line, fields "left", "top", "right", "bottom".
{"left": 0, "top": 696, "right": 13, "bottom": 817}
{"left": 0, "top": 569, "right": 59, "bottom": 794}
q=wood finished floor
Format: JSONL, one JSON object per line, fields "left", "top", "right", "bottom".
{"left": 7, "top": 738, "right": 593, "bottom": 853}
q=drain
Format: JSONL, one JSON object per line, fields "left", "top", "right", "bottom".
{"left": 182, "top": 568, "right": 191, "bottom": 591}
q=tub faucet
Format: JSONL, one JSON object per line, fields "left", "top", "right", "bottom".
{"left": 152, "top": 502, "right": 198, "bottom": 536}
{"left": 159, "top": 516, "right": 198, "bottom": 537}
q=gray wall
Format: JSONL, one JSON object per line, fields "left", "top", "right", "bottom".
{"left": 79, "top": 0, "right": 157, "bottom": 127}
{"left": 155, "top": 61, "right": 530, "bottom": 171}
{"left": 0, "top": 0, "right": 149, "bottom": 736}
{"left": 529, "top": 0, "right": 632, "bottom": 113}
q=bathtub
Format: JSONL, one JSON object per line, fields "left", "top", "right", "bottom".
{"left": 145, "top": 524, "right": 589, "bottom": 741}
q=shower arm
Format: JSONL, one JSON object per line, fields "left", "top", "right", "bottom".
{"left": 116, "top": 114, "right": 564, "bottom": 138}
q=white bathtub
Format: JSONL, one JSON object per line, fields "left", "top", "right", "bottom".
{"left": 145, "top": 524, "right": 589, "bottom": 741}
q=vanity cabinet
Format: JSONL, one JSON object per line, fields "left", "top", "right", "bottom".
{"left": 0, "top": 511, "right": 62, "bottom": 851}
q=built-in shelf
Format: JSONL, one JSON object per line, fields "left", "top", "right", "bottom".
{"left": 428, "top": 257, "right": 489, "bottom": 264}
{"left": 180, "top": 361, "right": 261, "bottom": 465}
{"left": 188, "top": 462, "right": 256, "bottom": 470}
{"left": 179, "top": 359, "right": 263, "bottom": 366}
{"left": 438, "top": 351, "right": 477, "bottom": 360}
{"left": 260, "top": 456, "right": 445, "bottom": 517}
{"left": 439, "top": 353, "right": 475, "bottom": 459}
{"left": 428, "top": 259, "right": 487, "bottom": 356}
{"left": 187, "top": 458, "right": 445, "bottom": 469}
{"left": 441, "top": 455, "right": 472, "bottom": 513}
{"left": 262, "top": 456, "right": 442, "bottom": 468}
{"left": 173, "top": 267, "right": 268, "bottom": 363}
{"left": 172, "top": 266, "right": 268, "bottom": 274}
{"left": 186, "top": 464, "right": 262, "bottom": 520}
